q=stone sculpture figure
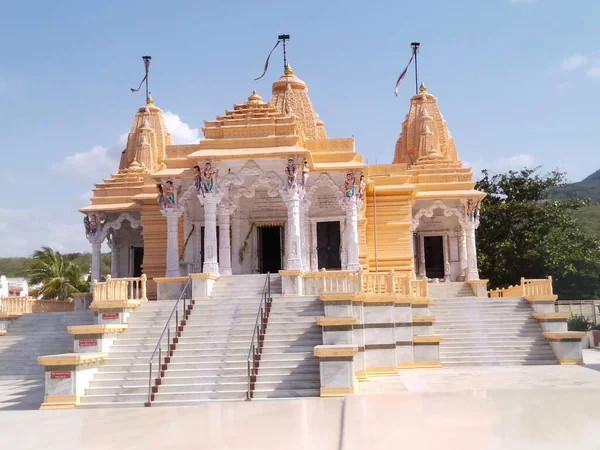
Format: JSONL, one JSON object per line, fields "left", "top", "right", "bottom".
{"left": 83, "top": 214, "right": 99, "bottom": 237}
{"left": 156, "top": 183, "right": 166, "bottom": 210}
{"left": 201, "top": 162, "right": 218, "bottom": 194}
{"left": 301, "top": 160, "right": 310, "bottom": 190}
{"left": 285, "top": 158, "right": 298, "bottom": 190}
{"left": 465, "top": 197, "right": 480, "bottom": 222}
{"left": 357, "top": 173, "right": 366, "bottom": 200}
{"left": 344, "top": 172, "right": 356, "bottom": 198}
{"left": 164, "top": 181, "right": 176, "bottom": 207}
{"left": 193, "top": 165, "right": 202, "bottom": 192}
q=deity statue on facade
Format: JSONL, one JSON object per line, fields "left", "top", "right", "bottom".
{"left": 301, "top": 160, "right": 310, "bottom": 190}
{"left": 344, "top": 172, "right": 357, "bottom": 198}
{"left": 465, "top": 197, "right": 480, "bottom": 222}
{"left": 200, "top": 162, "right": 218, "bottom": 195}
{"left": 156, "top": 183, "right": 165, "bottom": 210}
{"left": 193, "top": 165, "right": 202, "bottom": 192}
{"left": 164, "top": 181, "right": 176, "bottom": 207}
{"left": 357, "top": 173, "right": 366, "bottom": 200}
{"left": 285, "top": 158, "right": 298, "bottom": 190}
{"left": 83, "top": 214, "right": 99, "bottom": 237}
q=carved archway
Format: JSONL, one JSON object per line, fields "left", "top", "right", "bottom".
{"left": 412, "top": 200, "right": 467, "bottom": 231}
{"left": 100, "top": 212, "right": 142, "bottom": 240}
{"left": 304, "top": 173, "right": 345, "bottom": 209}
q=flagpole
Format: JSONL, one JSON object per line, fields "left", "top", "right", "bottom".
{"left": 278, "top": 34, "right": 290, "bottom": 70}
{"left": 143, "top": 56, "right": 152, "bottom": 100}
{"left": 411, "top": 42, "right": 420, "bottom": 95}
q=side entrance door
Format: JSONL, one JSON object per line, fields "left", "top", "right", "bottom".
{"left": 316, "top": 221, "right": 342, "bottom": 270}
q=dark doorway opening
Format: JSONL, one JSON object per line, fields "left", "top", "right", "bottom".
{"left": 424, "top": 236, "right": 444, "bottom": 279}
{"left": 317, "top": 221, "right": 341, "bottom": 270}
{"left": 259, "top": 226, "right": 282, "bottom": 273}
{"left": 132, "top": 247, "right": 144, "bottom": 277}
{"left": 200, "top": 226, "right": 220, "bottom": 270}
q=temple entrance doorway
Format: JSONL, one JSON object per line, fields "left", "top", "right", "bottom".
{"left": 317, "top": 221, "right": 341, "bottom": 270}
{"left": 259, "top": 226, "right": 282, "bottom": 274}
{"left": 424, "top": 236, "right": 444, "bottom": 279}
{"left": 200, "top": 226, "right": 220, "bottom": 270}
{"left": 131, "top": 246, "right": 144, "bottom": 277}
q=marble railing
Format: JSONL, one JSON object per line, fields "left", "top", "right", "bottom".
{"left": 314, "top": 270, "right": 428, "bottom": 297}
{"left": 489, "top": 277, "right": 553, "bottom": 298}
{"left": 93, "top": 274, "right": 148, "bottom": 303}
{"left": 0, "top": 297, "right": 34, "bottom": 315}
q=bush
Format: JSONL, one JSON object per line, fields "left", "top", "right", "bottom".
{"left": 568, "top": 315, "right": 592, "bottom": 332}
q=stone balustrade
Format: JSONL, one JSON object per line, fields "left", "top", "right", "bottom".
{"left": 489, "top": 276, "right": 553, "bottom": 299}
{"left": 93, "top": 274, "right": 147, "bottom": 303}
{"left": 1, "top": 297, "right": 34, "bottom": 316}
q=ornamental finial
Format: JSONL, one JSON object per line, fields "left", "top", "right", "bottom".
{"left": 419, "top": 82, "right": 427, "bottom": 93}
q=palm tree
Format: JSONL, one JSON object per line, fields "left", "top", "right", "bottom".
{"left": 28, "top": 247, "right": 90, "bottom": 300}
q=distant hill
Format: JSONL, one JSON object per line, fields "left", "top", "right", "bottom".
{"left": 552, "top": 169, "right": 600, "bottom": 236}
{"left": 0, "top": 252, "right": 111, "bottom": 279}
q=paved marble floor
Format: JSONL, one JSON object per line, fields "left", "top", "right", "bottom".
{"left": 360, "top": 348, "right": 600, "bottom": 394}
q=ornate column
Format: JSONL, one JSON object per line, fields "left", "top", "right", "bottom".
{"left": 183, "top": 207, "right": 194, "bottom": 266}
{"left": 311, "top": 221, "right": 318, "bottom": 271}
{"left": 107, "top": 232, "right": 119, "bottom": 278}
{"left": 342, "top": 197, "right": 361, "bottom": 271}
{"left": 417, "top": 234, "right": 426, "bottom": 279}
{"left": 90, "top": 240, "right": 103, "bottom": 284}
{"left": 443, "top": 233, "right": 451, "bottom": 282}
{"left": 300, "top": 197, "right": 310, "bottom": 272}
{"left": 458, "top": 230, "right": 468, "bottom": 279}
{"left": 162, "top": 208, "right": 183, "bottom": 277}
{"left": 199, "top": 192, "right": 224, "bottom": 273}
{"left": 231, "top": 215, "right": 242, "bottom": 274}
{"left": 464, "top": 223, "right": 479, "bottom": 281}
{"left": 281, "top": 190, "right": 302, "bottom": 271}
{"left": 84, "top": 213, "right": 105, "bottom": 292}
{"left": 217, "top": 201, "right": 235, "bottom": 276}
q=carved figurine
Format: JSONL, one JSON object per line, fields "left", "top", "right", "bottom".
{"left": 201, "top": 162, "right": 217, "bottom": 194}
{"left": 301, "top": 160, "right": 310, "bottom": 190}
{"left": 193, "top": 165, "right": 202, "bottom": 192}
{"left": 344, "top": 172, "right": 356, "bottom": 198}
{"left": 83, "top": 214, "right": 99, "bottom": 237}
{"left": 357, "top": 173, "right": 366, "bottom": 200}
{"left": 285, "top": 158, "right": 298, "bottom": 190}
{"left": 156, "top": 183, "right": 166, "bottom": 210}
{"left": 164, "top": 181, "right": 176, "bottom": 207}
{"left": 465, "top": 197, "right": 480, "bottom": 222}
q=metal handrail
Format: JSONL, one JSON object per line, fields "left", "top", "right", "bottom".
{"left": 246, "top": 272, "right": 271, "bottom": 401}
{"left": 146, "top": 276, "right": 192, "bottom": 405}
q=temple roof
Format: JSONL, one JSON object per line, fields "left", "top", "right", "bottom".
{"left": 393, "top": 83, "right": 459, "bottom": 167}
{"left": 270, "top": 65, "right": 327, "bottom": 140}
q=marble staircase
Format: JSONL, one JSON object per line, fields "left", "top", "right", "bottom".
{"left": 428, "top": 282, "right": 474, "bottom": 299}
{"left": 0, "top": 311, "right": 95, "bottom": 410}
{"left": 430, "top": 297, "right": 557, "bottom": 366}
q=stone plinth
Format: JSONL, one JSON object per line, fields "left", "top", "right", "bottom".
{"left": 362, "top": 294, "right": 397, "bottom": 377}
{"left": 279, "top": 270, "right": 304, "bottom": 295}
{"left": 544, "top": 332, "right": 586, "bottom": 365}
{"left": 468, "top": 279, "right": 489, "bottom": 298}
{"left": 394, "top": 298, "right": 413, "bottom": 369}
{"left": 72, "top": 292, "right": 93, "bottom": 311}
{"left": 68, "top": 324, "right": 128, "bottom": 353}
{"left": 413, "top": 335, "right": 443, "bottom": 368}
{"left": 91, "top": 300, "right": 141, "bottom": 325}
{"left": 317, "top": 317, "right": 355, "bottom": 346}
{"left": 314, "top": 345, "right": 358, "bottom": 397}
{"left": 532, "top": 312, "right": 570, "bottom": 333}
{"left": 38, "top": 353, "right": 107, "bottom": 409}
{"left": 191, "top": 273, "right": 219, "bottom": 300}
{"left": 525, "top": 295, "right": 559, "bottom": 314}
{"left": 155, "top": 276, "right": 188, "bottom": 301}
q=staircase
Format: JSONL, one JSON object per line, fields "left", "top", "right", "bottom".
{"left": 252, "top": 295, "right": 323, "bottom": 399}
{"left": 430, "top": 297, "right": 557, "bottom": 366}
{"left": 428, "top": 282, "right": 474, "bottom": 299}
{"left": 0, "top": 311, "right": 94, "bottom": 410}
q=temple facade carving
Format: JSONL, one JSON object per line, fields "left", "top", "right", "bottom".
{"left": 80, "top": 67, "right": 485, "bottom": 299}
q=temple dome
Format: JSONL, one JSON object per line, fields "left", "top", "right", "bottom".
{"left": 118, "top": 96, "right": 173, "bottom": 174}
{"left": 270, "top": 65, "right": 327, "bottom": 140}
{"left": 393, "top": 83, "right": 458, "bottom": 166}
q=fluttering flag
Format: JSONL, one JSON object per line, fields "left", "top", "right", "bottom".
{"left": 131, "top": 56, "right": 152, "bottom": 93}
{"left": 254, "top": 40, "right": 282, "bottom": 81}
{"left": 394, "top": 51, "right": 416, "bottom": 96}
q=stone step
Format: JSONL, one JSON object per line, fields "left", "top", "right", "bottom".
{"left": 99, "top": 359, "right": 319, "bottom": 371}
{"left": 441, "top": 359, "right": 557, "bottom": 366}
{"left": 109, "top": 346, "right": 317, "bottom": 358}
{"left": 252, "top": 389, "right": 320, "bottom": 399}
{"left": 104, "top": 352, "right": 315, "bottom": 365}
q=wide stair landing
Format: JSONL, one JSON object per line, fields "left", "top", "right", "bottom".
{"left": 428, "top": 281, "right": 475, "bottom": 299}
{"left": 430, "top": 297, "right": 557, "bottom": 367}
{"left": 0, "top": 311, "right": 95, "bottom": 410}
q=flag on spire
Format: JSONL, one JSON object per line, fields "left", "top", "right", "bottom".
{"left": 394, "top": 51, "right": 416, "bottom": 97}
{"left": 254, "top": 35, "right": 290, "bottom": 81}
{"left": 131, "top": 56, "right": 152, "bottom": 97}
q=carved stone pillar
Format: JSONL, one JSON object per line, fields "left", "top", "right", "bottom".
{"left": 107, "top": 233, "right": 119, "bottom": 278}
{"left": 162, "top": 208, "right": 183, "bottom": 277}
{"left": 458, "top": 230, "right": 468, "bottom": 279}
{"left": 183, "top": 207, "right": 194, "bottom": 265}
{"left": 282, "top": 190, "right": 302, "bottom": 271}
{"left": 464, "top": 223, "right": 479, "bottom": 281}
{"left": 443, "top": 233, "right": 451, "bottom": 282}
{"left": 342, "top": 198, "right": 361, "bottom": 271}
{"left": 300, "top": 200, "right": 310, "bottom": 272}
{"left": 199, "top": 192, "right": 224, "bottom": 274}
{"left": 231, "top": 215, "right": 242, "bottom": 275}
{"left": 217, "top": 202, "right": 235, "bottom": 276}
{"left": 90, "top": 240, "right": 103, "bottom": 286}
{"left": 417, "top": 234, "right": 426, "bottom": 279}
{"left": 311, "top": 221, "right": 318, "bottom": 271}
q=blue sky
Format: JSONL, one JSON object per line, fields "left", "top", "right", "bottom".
{"left": 0, "top": 0, "right": 597, "bottom": 256}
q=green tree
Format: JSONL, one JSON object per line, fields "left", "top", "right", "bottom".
{"left": 476, "top": 167, "right": 600, "bottom": 300}
{"left": 27, "top": 247, "right": 90, "bottom": 300}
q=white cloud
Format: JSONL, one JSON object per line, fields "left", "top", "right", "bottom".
{"left": 586, "top": 67, "right": 600, "bottom": 79}
{"left": 465, "top": 154, "right": 535, "bottom": 179}
{"left": 163, "top": 111, "right": 200, "bottom": 144}
{"left": 0, "top": 209, "right": 90, "bottom": 257}
{"left": 560, "top": 54, "right": 589, "bottom": 71}
{"left": 52, "top": 145, "right": 117, "bottom": 181}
